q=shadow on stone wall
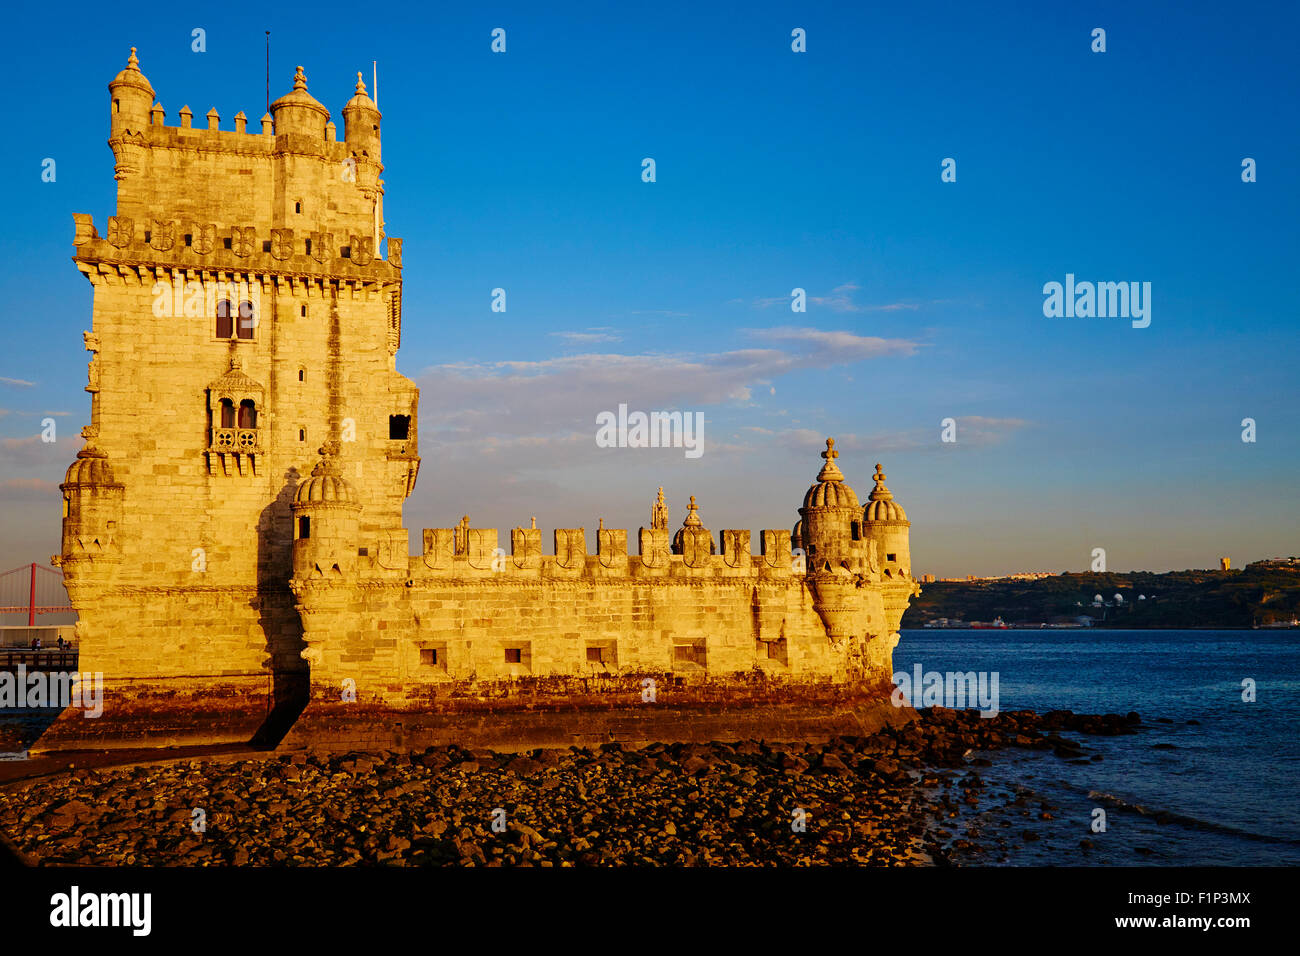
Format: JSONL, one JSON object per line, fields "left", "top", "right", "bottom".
{"left": 250, "top": 468, "right": 309, "bottom": 748}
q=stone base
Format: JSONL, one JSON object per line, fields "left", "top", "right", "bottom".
{"left": 24, "top": 675, "right": 914, "bottom": 754}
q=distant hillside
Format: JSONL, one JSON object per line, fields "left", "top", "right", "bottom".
{"left": 901, "top": 562, "right": 1300, "bottom": 629}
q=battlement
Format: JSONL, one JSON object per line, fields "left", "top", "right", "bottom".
{"left": 383, "top": 524, "right": 807, "bottom": 580}
{"left": 106, "top": 51, "right": 385, "bottom": 252}
{"left": 71, "top": 213, "right": 402, "bottom": 281}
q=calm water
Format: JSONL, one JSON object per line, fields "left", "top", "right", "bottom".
{"left": 899, "top": 629, "right": 1300, "bottom": 865}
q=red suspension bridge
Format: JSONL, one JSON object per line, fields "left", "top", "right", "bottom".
{"left": 0, "top": 563, "right": 74, "bottom": 625}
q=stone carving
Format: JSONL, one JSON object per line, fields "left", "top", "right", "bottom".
{"left": 106, "top": 216, "right": 133, "bottom": 248}
{"left": 422, "top": 529, "right": 455, "bottom": 570}
{"left": 150, "top": 219, "right": 175, "bottom": 251}
{"left": 350, "top": 235, "right": 373, "bottom": 266}
{"left": 191, "top": 223, "right": 216, "bottom": 255}
{"left": 511, "top": 523, "right": 542, "bottom": 570}
{"left": 554, "top": 529, "right": 586, "bottom": 571}
{"left": 387, "top": 237, "right": 402, "bottom": 268}
{"left": 271, "top": 228, "right": 295, "bottom": 261}
{"left": 230, "top": 226, "right": 256, "bottom": 258}
{"left": 311, "top": 231, "right": 333, "bottom": 263}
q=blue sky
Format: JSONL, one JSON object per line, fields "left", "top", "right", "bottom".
{"left": 1, "top": 0, "right": 1297, "bottom": 589}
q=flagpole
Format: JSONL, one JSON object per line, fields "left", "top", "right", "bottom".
{"left": 265, "top": 32, "right": 271, "bottom": 115}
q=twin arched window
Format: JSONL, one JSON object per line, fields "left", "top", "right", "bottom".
{"left": 217, "top": 398, "right": 257, "bottom": 429}
{"left": 216, "top": 299, "right": 256, "bottom": 340}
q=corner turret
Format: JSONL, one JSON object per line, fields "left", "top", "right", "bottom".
{"left": 290, "top": 442, "right": 362, "bottom": 672}
{"left": 108, "top": 47, "right": 153, "bottom": 135}
{"left": 341, "top": 72, "right": 381, "bottom": 161}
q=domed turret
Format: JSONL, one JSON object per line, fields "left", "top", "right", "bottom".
{"left": 270, "top": 66, "right": 330, "bottom": 139}
{"left": 109, "top": 47, "right": 154, "bottom": 134}
{"left": 291, "top": 441, "right": 361, "bottom": 579}
{"left": 863, "top": 463, "right": 911, "bottom": 578}
{"left": 341, "top": 72, "right": 381, "bottom": 159}
{"left": 59, "top": 427, "right": 125, "bottom": 582}
{"left": 797, "top": 438, "right": 867, "bottom": 572}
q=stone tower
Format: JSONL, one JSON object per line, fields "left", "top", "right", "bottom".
{"left": 59, "top": 50, "right": 419, "bottom": 690}
{"left": 862, "top": 463, "right": 917, "bottom": 639}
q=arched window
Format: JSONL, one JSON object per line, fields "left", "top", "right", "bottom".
{"left": 219, "top": 398, "right": 236, "bottom": 428}
{"left": 236, "top": 300, "right": 255, "bottom": 340}
{"left": 238, "top": 400, "right": 257, "bottom": 428}
{"left": 215, "top": 299, "right": 233, "bottom": 339}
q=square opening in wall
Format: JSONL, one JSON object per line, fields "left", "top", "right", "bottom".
{"left": 389, "top": 415, "right": 411, "bottom": 440}
{"left": 419, "top": 643, "right": 448, "bottom": 672}
{"left": 505, "top": 648, "right": 522, "bottom": 664}
{"left": 585, "top": 640, "right": 617, "bottom": 667}
{"left": 673, "top": 640, "right": 707, "bottom": 667}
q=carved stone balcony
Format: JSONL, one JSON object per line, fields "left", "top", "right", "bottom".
{"left": 207, "top": 427, "right": 261, "bottom": 476}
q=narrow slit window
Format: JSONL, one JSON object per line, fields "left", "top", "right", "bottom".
{"left": 298, "top": 516, "right": 310, "bottom": 539}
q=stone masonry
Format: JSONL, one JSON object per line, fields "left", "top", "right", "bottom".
{"left": 55, "top": 51, "right": 919, "bottom": 720}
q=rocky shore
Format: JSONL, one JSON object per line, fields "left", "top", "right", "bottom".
{"left": 0, "top": 708, "right": 1140, "bottom": 866}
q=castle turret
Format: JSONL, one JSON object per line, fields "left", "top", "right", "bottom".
{"left": 863, "top": 463, "right": 918, "bottom": 638}
{"left": 341, "top": 72, "right": 381, "bottom": 160}
{"left": 290, "top": 442, "right": 362, "bottom": 673}
{"left": 57, "top": 426, "right": 125, "bottom": 652}
{"left": 798, "top": 439, "right": 873, "bottom": 645}
{"left": 270, "top": 66, "right": 330, "bottom": 140}
{"left": 797, "top": 438, "right": 866, "bottom": 573}
{"left": 108, "top": 47, "right": 153, "bottom": 135}
{"left": 863, "top": 463, "right": 911, "bottom": 579}
{"left": 340, "top": 72, "right": 384, "bottom": 246}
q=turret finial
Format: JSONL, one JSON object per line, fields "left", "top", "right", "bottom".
{"left": 815, "top": 437, "right": 846, "bottom": 482}
{"left": 293, "top": 65, "right": 307, "bottom": 91}
{"left": 126, "top": 47, "right": 140, "bottom": 70}
{"left": 651, "top": 486, "right": 669, "bottom": 530}
{"left": 869, "top": 463, "right": 894, "bottom": 501}
{"left": 355, "top": 71, "right": 368, "bottom": 95}
{"left": 683, "top": 495, "right": 702, "bottom": 527}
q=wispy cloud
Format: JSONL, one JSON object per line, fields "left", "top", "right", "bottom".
{"left": 549, "top": 328, "right": 623, "bottom": 345}
{"left": 416, "top": 326, "right": 922, "bottom": 441}
{"left": 0, "top": 377, "right": 37, "bottom": 388}
{"left": 751, "top": 283, "right": 923, "bottom": 314}
{"left": 0, "top": 477, "right": 60, "bottom": 500}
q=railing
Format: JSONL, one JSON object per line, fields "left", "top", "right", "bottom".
{"left": 0, "top": 649, "right": 79, "bottom": 671}
{"left": 210, "top": 428, "right": 259, "bottom": 452}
